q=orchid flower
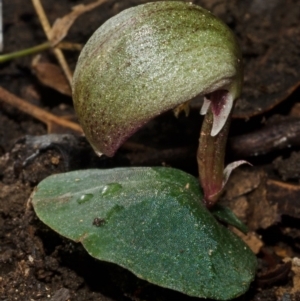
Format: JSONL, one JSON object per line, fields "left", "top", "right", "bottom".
{"left": 72, "top": 1, "right": 247, "bottom": 208}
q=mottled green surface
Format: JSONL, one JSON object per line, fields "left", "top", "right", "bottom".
{"left": 32, "top": 167, "right": 256, "bottom": 300}
{"left": 211, "top": 204, "right": 248, "bottom": 234}
{"left": 73, "top": 2, "right": 242, "bottom": 156}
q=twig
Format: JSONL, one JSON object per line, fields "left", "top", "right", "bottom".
{"left": 58, "top": 42, "right": 82, "bottom": 51}
{"left": 31, "top": 0, "right": 73, "bottom": 86}
{"left": 230, "top": 119, "right": 300, "bottom": 157}
{"left": 50, "top": 0, "right": 107, "bottom": 46}
{"left": 0, "top": 86, "right": 83, "bottom": 134}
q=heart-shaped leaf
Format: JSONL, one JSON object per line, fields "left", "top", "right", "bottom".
{"left": 32, "top": 167, "right": 256, "bottom": 300}
{"left": 72, "top": 2, "right": 242, "bottom": 156}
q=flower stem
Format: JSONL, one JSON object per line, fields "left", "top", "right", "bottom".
{"left": 197, "top": 108, "right": 231, "bottom": 208}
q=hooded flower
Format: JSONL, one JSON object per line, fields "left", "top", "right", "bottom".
{"left": 72, "top": 2, "right": 243, "bottom": 157}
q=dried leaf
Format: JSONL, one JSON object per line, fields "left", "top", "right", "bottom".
{"left": 273, "top": 152, "right": 300, "bottom": 181}
{"left": 222, "top": 169, "right": 300, "bottom": 230}
{"left": 222, "top": 168, "right": 261, "bottom": 201}
{"left": 32, "top": 56, "right": 71, "bottom": 96}
{"left": 50, "top": 0, "right": 107, "bottom": 46}
{"left": 246, "top": 172, "right": 279, "bottom": 230}
{"left": 267, "top": 180, "right": 300, "bottom": 219}
{"left": 220, "top": 169, "right": 278, "bottom": 230}
{"left": 231, "top": 229, "right": 263, "bottom": 254}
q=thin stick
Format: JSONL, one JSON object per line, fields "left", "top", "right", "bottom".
{"left": 59, "top": 42, "right": 82, "bottom": 51}
{"left": 0, "top": 86, "right": 83, "bottom": 134}
{"left": 31, "top": 0, "right": 73, "bottom": 86}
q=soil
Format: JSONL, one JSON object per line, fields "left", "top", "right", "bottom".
{"left": 1, "top": 0, "right": 300, "bottom": 301}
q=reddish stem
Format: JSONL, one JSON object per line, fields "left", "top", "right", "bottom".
{"left": 197, "top": 109, "right": 231, "bottom": 208}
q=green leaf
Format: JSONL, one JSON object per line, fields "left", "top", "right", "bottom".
{"left": 32, "top": 167, "right": 256, "bottom": 300}
{"left": 72, "top": 2, "right": 243, "bottom": 156}
{"left": 211, "top": 204, "right": 249, "bottom": 234}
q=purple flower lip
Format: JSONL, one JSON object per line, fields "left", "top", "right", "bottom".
{"left": 200, "top": 90, "right": 234, "bottom": 137}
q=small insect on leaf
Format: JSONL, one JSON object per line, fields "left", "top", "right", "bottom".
{"left": 93, "top": 217, "right": 105, "bottom": 227}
